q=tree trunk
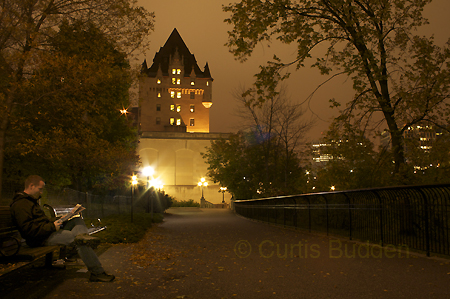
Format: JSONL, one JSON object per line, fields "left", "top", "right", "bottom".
{"left": 0, "top": 89, "right": 16, "bottom": 199}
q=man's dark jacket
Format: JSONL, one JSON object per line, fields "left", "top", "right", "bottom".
{"left": 10, "top": 192, "right": 56, "bottom": 247}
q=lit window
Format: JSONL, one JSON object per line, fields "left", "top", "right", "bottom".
{"left": 176, "top": 118, "right": 181, "bottom": 126}
{"left": 170, "top": 105, "right": 175, "bottom": 111}
{"left": 157, "top": 92, "right": 161, "bottom": 98}
{"left": 156, "top": 117, "right": 161, "bottom": 125}
{"left": 176, "top": 105, "right": 181, "bottom": 112}
{"left": 177, "top": 78, "right": 181, "bottom": 85}
{"left": 191, "top": 81, "right": 195, "bottom": 86}
{"left": 156, "top": 104, "right": 161, "bottom": 111}
{"left": 177, "top": 69, "right": 181, "bottom": 75}
{"left": 177, "top": 92, "right": 181, "bottom": 98}
{"left": 157, "top": 79, "right": 161, "bottom": 84}
{"left": 172, "top": 69, "right": 176, "bottom": 75}
{"left": 207, "top": 81, "right": 209, "bottom": 86}
{"left": 172, "top": 78, "right": 176, "bottom": 84}
{"left": 170, "top": 91, "right": 175, "bottom": 98}
{"left": 170, "top": 118, "right": 175, "bottom": 125}
{"left": 190, "top": 118, "right": 195, "bottom": 126}
{"left": 190, "top": 92, "right": 195, "bottom": 99}
{"left": 190, "top": 105, "right": 195, "bottom": 113}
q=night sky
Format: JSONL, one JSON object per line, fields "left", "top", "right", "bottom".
{"left": 137, "top": 0, "right": 450, "bottom": 142}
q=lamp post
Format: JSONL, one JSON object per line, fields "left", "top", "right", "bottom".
{"left": 219, "top": 187, "right": 227, "bottom": 204}
{"left": 197, "top": 177, "right": 208, "bottom": 208}
{"left": 131, "top": 174, "right": 138, "bottom": 223}
{"left": 149, "top": 178, "right": 164, "bottom": 220}
{"left": 142, "top": 166, "right": 155, "bottom": 215}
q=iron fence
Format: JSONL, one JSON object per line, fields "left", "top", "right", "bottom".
{"left": 1, "top": 183, "right": 147, "bottom": 219}
{"left": 234, "top": 184, "right": 450, "bottom": 257}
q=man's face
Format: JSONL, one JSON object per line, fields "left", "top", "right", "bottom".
{"left": 27, "top": 181, "right": 45, "bottom": 199}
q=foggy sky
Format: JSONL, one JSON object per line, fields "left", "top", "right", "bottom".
{"left": 137, "top": 0, "right": 450, "bottom": 142}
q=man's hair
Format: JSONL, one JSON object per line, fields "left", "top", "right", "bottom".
{"left": 24, "top": 175, "right": 44, "bottom": 189}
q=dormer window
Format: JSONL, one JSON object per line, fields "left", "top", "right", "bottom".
{"left": 191, "top": 81, "right": 195, "bottom": 86}
{"left": 157, "top": 79, "right": 161, "bottom": 84}
{"left": 172, "top": 68, "right": 181, "bottom": 75}
{"left": 206, "top": 81, "right": 209, "bottom": 86}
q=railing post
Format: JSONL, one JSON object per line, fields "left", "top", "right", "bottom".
{"left": 372, "top": 190, "right": 384, "bottom": 247}
{"left": 308, "top": 196, "right": 311, "bottom": 233}
{"left": 417, "top": 188, "right": 431, "bottom": 257}
{"left": 344, "top": 193, "right": 352, "bottom": 240}
{"left": 321, "top": 195, "right": 329, "bottom": 236}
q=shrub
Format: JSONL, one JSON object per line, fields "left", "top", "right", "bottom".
{"left": 84, "top": 212, "right": 163, "bottom": 244}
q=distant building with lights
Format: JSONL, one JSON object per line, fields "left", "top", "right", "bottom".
{"left": 403, "top": 124, "right": 443, "bottom": 153}
{"left": 137, "top": 28, "right": 231, "bottom": 205}
{"left": 381, "top": 124, "right": 443, "bottom": 153}
{"left": 311, "top": 142, "right": 333, "bottom": 164}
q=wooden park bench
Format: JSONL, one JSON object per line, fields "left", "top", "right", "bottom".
{"left": 0, "top": 206, "right": 61, "bottom": 276}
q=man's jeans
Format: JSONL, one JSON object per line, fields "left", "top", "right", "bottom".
{"left": 45, "top": 217, "right": 104, "bottom": 275}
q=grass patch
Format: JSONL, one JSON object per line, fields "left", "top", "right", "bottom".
{"left": 84, "top": 213, "right": 164, "bottom": 244}
{"left": 171, "top": 199, "right": 200, "bottom": 207}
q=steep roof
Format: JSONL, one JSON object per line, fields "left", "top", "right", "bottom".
{"left": 141, "top": 28, "right": 213, "bottom": 80}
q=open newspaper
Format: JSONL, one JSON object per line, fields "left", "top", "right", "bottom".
{"left": 57, "top": 204, "right": 86, "bottom": 222}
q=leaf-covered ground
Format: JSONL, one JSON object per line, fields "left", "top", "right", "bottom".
{"left": 2, "top": 208, "right": 450, "bottom": 298}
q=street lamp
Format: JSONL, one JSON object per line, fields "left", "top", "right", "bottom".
{"left": 198, "top": 177, "right": 208, "bottom": 207}
{"left": 131, "top": 174, "right": 138, "bottom": 223}
{"left": 219, "top": 187, "right": 227, "bottom": 204}
{"left": 142, "top": 166, "right": 155, "bottom": 189}
{"left": 142, "top": 166, "right": 155, "bottom": 216}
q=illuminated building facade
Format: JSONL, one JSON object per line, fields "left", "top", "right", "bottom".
{"left": 138, "top": 29, "right": 231, "bottom": 205}
{"left": 139, "top": 28, "right": 212, "bottom": 133}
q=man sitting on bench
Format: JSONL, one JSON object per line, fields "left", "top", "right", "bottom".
{"left": 10, "top": 175, "right": 115, "bottom": 282}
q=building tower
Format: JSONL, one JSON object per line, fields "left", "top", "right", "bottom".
{"left": 139, "top": 28, "right": 213, "bottom": 133}
{"left": 137, "top": 29, "right": 231, "bottom": 206}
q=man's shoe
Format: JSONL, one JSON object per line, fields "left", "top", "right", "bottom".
{"left": 90, "top": 272, "right": 115, "bottom": 282}
{"left": 74, "top": 233, "right": 101, "bottom": 248}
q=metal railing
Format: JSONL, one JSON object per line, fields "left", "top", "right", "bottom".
{"left": 234, "top": 184, "right": 450, "bottom": 257}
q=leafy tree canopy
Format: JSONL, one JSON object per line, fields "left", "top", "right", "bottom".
{"left": 4, "top": 20, "right": 139, "bottom": 191}
{"left": 0, "top": 0, "right": 154, "bottom": 196}
{"left": 202, "top": 131, "right": 305, "bottom": 199}
{"left": 224, "top": 0, "right": 450, "bottom": 178}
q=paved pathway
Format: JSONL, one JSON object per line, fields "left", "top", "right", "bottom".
{"left": 2, "top": 208, "right": 450, "bottom": 298}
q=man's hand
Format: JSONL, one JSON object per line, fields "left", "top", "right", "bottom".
{"left": 54, "top": 220, "right": 63, "bottom": 231}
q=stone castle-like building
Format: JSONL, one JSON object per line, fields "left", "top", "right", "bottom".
{"left": 138, "top": 28, "right": 230, "bottom": 205}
